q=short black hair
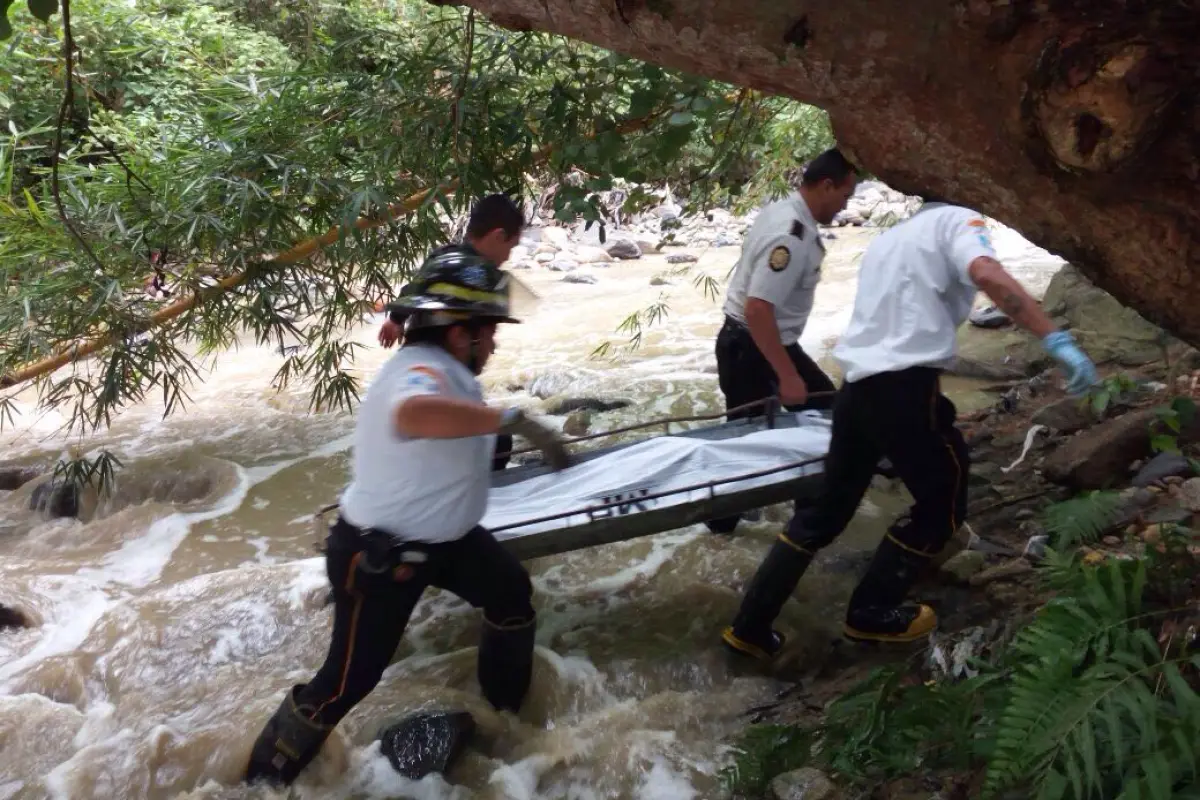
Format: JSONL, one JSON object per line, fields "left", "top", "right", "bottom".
{"left": 801, "top": 148, "right": 858, "bottom": 187}
{"left": 466, "top": 193, "right": 524, "bottom": 241}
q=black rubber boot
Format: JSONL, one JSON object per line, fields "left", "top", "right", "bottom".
{"left": 843, "top": 536, "right": 938, "bottom": 643}
{"left": 243, "top": 684, "right": 334, "bottom": 787}
{"left": 723, "top": 535, "right": 815, "bottom": 661}
{"left": 478, "top": 615, "right": 536, "bottom": 714}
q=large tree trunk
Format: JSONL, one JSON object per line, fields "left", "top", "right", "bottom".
{"left": 453, "top": 0, "right": 1200, "bottom": 346}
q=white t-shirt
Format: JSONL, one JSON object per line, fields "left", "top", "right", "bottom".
{"left": 833, "top": 203, "right": 998, "bottom": 383}
{"left": 339, "top": 343, "right": 495, "bottom": 543}
{"left": 722, "top": 193, "right": 826, "bottom": 345}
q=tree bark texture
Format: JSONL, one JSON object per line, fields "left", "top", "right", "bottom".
{"left": 453, "top": 0, "right": 1200, "bottom": 346}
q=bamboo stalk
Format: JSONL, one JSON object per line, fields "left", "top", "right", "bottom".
{"left": 1, "top": 114, "right": 655, "bottom": 391}
{"left": 0, "top": 184, "right": 449, "bottom": 390}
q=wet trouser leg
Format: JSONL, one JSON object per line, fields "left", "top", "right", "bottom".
{"left": 245, "top": 521, "right": 536, "bottom": 786}
{"left": 434, "top": 527, "right": 537, "bottom": 714}
{"left": 724, "top": 386, "right": 879, "bottom": 657}
{"left": 708, "top": 317, "right": 837, "bottom": 534}
{"left": 244, "top": 519, "right": 430, "bottom": 786}
{"left": 842, "top": 370, "right": 970, "bottom": 642}
{"left": 725, "top": 367, "right": 970, "bottom": 656}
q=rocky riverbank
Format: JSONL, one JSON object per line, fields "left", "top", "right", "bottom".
{"left": 512, "top": 178, "right": 1193, "bottom": 388}
{"left": 506, "top": 178, "right": 931, "bottom": 275}
{"left": 731, "top": 361, "right": 1200, "bottom": 800}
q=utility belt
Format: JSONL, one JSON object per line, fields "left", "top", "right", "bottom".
{"left": 721, "top": 315, "right": 750, "bottom": 335}
{"left": 326, "top": 515, "right": 436, "bottom": 576}
{"left": 721, "top": 315, "right": 799, "bottom": 348}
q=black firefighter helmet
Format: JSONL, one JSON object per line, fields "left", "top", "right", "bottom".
{"left": 386, "top": 249, "right": 521, "bottom": 332}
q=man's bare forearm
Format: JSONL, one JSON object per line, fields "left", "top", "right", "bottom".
{"left": 394, "top": 395, "right": 503, "bottom": 439}
{"left": 969, "top": 257, "right": 1057, "bottom": 339}
{"left": 745, "top": 299, "right": 801, "bottom": 382}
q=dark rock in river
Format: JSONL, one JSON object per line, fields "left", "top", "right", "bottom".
{"left": 0, "top": 604, "right": 31, "bottom": 631}
{"left": 378, "top": 710, "right": 476, "bottom": 780}
{"left": 29, "top": 480, "right": 81, "bottom": 519}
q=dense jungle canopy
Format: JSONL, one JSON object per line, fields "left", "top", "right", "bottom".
{"left": 0, "top": 0, "right": 834, "bottom": 434}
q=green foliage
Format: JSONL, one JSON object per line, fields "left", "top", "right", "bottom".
{"left": 1085, "top": 372, "right": 1138, "bottom": 418}
{"left": 720, "top": 723, "right": 816, "bottom": 797}
{"left": 51, "top": 447, "right": 121, "bottom": 495}
{"left": 724, "top": 495, "right": 1200, "bottom": 800}
{"left": 728, "top": 102, "right": 834, "bottom": 213}
{"left": 985, "top": 556, "right": 1200, "bottom": 800}
{"left": 2, "top": 0, "right": 60, "bottom": 40}
{"left": 723, "top": 663, "right": 1009, "bottom": 797}
{"left": 0, "top": 0, "right": 833, "bottom": 439}
{"left": 1150, "top": 396, "right": 1198, "bottom": 457}
{"left": 1041, "top": 490, "right": 1122, "bottom": 549}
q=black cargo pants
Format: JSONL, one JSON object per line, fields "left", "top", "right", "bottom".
{"left": 715, "top": 316, "right": 836, "bottom": 418}
{"left": 730, "top": 366, "right": 971, "bottom": 642}
{"left": 295, "top": 517, "right": 537, "bottom": 729}
{"left": 708, "top": 316, "right": 837, "bottom": 533}
{"left": 786, "top": 366, "right": 969, "bottom": 553}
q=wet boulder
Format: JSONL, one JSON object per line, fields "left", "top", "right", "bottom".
{"left": 1132, "top": 452, "right": 1194, "bottom": 487}
{"left": 1042, "top": 408, "right": 1200, "bottom": 491}
{"left": 0, "top": 466, "right": 41, "bottom": 491}
{"left": 0, "top": 603, "right": 31, "bottom": 631}
{"left": 29, "top": 479, "right": 81, "bottom": 519}
{"left": 770, "top": 767, "right": 840, "bottom": 800}
{"left": 1031, "top": 397, "right": 1100, "bottom": 435}
{"left": 605, "top": 237, "right": 642, "bottom": 260}
{"left": 378, "top": 710, "right": 476, "bottom": 780}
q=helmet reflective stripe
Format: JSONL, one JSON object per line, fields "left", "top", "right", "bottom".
{"left": 423, "top": 282, "right": 508, "bottom": 306}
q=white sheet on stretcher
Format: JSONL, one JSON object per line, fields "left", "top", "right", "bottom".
{"left": 483, "top": 412, "right": 832, "bottom": 539}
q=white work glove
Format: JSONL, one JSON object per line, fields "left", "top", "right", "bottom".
{"left": 499, "top": 408, "right": 571, "bottom": 471}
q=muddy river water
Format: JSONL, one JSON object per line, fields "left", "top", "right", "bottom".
{"left": 0, "top": 225, "right": 1064, "bottom": 799}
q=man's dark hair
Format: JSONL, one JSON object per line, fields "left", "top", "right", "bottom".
{"left": 402, "top": 325, "right": 450, "bottom": 347}
{"left": 466, "top": 193, "right": 524, "bottom": 241}
{"left": 801, "top": 148, "right": 858, "bottom": 187}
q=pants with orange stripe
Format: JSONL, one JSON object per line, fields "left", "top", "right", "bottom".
{"left": 246, "top": 519, "right": 536, "bottom": 784}
{"left": 731, "top": 366, "right": 969, "bottom": 642}
{"left": 308, "top": 519, "right": 534, "bottom": 719}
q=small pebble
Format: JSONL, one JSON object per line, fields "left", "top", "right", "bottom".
{"left": 1165, "top": 475, "right": 1185, "bottom": 486}
{"left": 1014, "top": 508, "right": 1036, "bottom": 521}
{"left": 1102, "top": 535, "right": 1121, "bottom": 546}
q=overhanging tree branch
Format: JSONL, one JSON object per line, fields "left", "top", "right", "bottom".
{"left": 0, "top": 112, "right": 657, "bottom": 393}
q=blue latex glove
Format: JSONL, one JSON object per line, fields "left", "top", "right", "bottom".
{"left": 1042, "top": 331, "right": 1098, "bottom": 396}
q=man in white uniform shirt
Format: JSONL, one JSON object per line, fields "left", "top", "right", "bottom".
{"left": 707, "top": 148, "right": 858, "bottom": 534}
{"left": 243, "top": 250, "right": 570, "bottom": 787}
{"left": 723, "top": 199, "right": 1099, "bottom": 660}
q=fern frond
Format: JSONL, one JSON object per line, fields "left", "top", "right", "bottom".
{"left": 984, "top": 558, "right": 1200, "bottom": 800}
{"left": 1042, "top": 490, "right": 1123, "bottom": 549}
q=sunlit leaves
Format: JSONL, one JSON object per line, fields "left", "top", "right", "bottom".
{"left": 1, "top": 0, "right": 835, "bottom": 439}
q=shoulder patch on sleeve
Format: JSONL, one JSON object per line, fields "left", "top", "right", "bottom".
{"left": 402, "top": 365, "right": 445, "bottom": 394}
{"left": 768, "top": 245, "right": 792, "bottom": 272}
{"left": 967, "top": 218, "right": 994, "bottom": 249}
{"left": 789, "top": 220, "right": 806, "bottom": 240}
